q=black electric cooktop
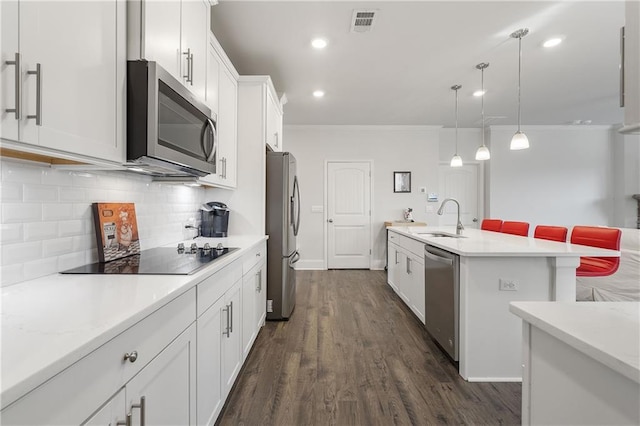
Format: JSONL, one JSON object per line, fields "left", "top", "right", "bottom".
{"left": 61, "top": 246, "right": 238, "bottom": 275}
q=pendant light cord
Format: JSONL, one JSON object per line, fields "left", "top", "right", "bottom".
{"left": 455, "top": 87, "right": 459, "bottom": 154}
{"left": 481, "top": 67, "right": 485, "bottom": 147}
{"left": 517, "top": 35, "right": 522, "bottom": 132}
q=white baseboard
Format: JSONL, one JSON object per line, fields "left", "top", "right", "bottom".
{"left": 294, "top": 259, "right": 325, "bottom": 270}
{"left": 465, "top": 377, "right": 523, "bottom": 382}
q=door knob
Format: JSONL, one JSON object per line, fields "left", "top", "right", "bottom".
{"left": 327, "top": 219, "right": 333, "bottom": 223}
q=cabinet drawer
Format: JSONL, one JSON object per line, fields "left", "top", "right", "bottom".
{"left": 242, "top": 241, "right": 266, "bottom": 275}
{"left": 1, "top": 289, "right": 196, "bottom": 425}
{"left": 197, "top": 259, "right": 242, "bottom": 316}
{"left": 389, "top": 232, "right": 425, "bottom": 258}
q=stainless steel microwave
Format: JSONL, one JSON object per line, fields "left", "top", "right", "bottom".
{"left": 126, "top": 60, "right": 217, "bottom": 177}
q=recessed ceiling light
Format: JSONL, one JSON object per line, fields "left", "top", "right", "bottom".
{"left": 473, "top": 90, "right": 485, "bottom": 97}
{"left": 313, "top": 90, "right": 325, "bottom": 98}
{"left": 311, "top": 38, "right": 327, "bottom": 49}
{"left": 543, "top": 37, "right": 562, "bottom": 48}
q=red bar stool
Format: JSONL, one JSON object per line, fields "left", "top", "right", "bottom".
{"left": 570, "top": 226, "right": 621, "bottom": 277}
{"left": 534, "top": 225, "right": 568, "bottom": 242}
{"left": 481, "top": 219, "right": 503, "bottom": 232}
{"left": 501, "top": 221, "right": 530, "bottom": 236}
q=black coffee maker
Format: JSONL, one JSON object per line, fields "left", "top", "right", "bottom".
{"left": 201, "top": 202, "right": 230, "bottom": 237}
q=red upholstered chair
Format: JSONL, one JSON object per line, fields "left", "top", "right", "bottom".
{"left": 501, "top": 221, "right": 530, "bottom": 237}
{"left": 570, "top": 226, "right": 622, "bottom": 277}
{"left": 534, "top": 225, "right": 568, "bottom": 242}
{"left": 481, "top": 219, "right": 503, "bottom": 232}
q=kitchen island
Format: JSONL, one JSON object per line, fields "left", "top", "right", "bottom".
{"left": 387, "top": 226, "right": 620, "bottom": 382}
{"left": 510, "top": 302, "right": 639, "bottom": 425}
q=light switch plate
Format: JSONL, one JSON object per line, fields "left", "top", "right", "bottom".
{"left": 427, "top": 193, "right": 438, "bottom": 202}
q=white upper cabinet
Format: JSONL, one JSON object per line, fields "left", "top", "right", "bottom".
{"left": 129, "top": 0, "right": 210, "bottom": 99}
{"left": 621, "top": 1, "right": 640, "bottom": 134}
{"left": 200, "top": 34, "right": 238, "bottom": 189}
{"left": 1, "top": 0, "right": 125, "bottom": 163}
{"left": 266, "top": 88, "right": 283, "bottom": 152}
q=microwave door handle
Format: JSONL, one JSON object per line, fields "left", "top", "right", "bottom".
{"left": 201, "top": 118, "right": 217, "bottom": 162}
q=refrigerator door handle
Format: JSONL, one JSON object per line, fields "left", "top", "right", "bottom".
{"left": 289, "top": 250, "right": 301, "bottom": 266}
{"left": 291, "top": 176, "right": 301, "bottom": 236}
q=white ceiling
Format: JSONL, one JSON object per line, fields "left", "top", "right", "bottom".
{"left": 210, "top": 1, "right": 625, "bottom": 127}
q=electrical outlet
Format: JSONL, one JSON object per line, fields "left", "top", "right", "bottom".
{"left": 499, "top": 279, "right": 518, "bottom": 291}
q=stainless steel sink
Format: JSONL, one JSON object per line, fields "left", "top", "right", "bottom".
{"left": 417, "top": 232, "right": 467, "bottom": 239}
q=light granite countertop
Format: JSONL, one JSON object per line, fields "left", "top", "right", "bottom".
{"left": 510, "top": 301, "right": 640, "bottom": 384}
{"left": 388, "top": 226, "right": 621, "bottom": 258}
{"left": 0, "top": 235, "right": 266, "bottom": 409}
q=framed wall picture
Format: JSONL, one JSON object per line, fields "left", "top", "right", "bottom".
{"left": 394, "top": 171, "right": 411, "bottom": 193}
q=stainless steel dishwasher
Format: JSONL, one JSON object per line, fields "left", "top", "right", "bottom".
{"left": 424, "top": 244, "right": 460, "bottom": 361}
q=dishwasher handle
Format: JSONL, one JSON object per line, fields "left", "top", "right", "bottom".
{"left": 424, "top": 249, "right": 454, "bottom": 265}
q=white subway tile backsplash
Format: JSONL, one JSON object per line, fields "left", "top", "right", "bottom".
{"left": 42, "top": 237, "right": 74, "bottom": 257}
{"left": 0, "top": 160, "right": 207, "bottom": 284}
{"left": 1, "top": 161, "right": 42, "bottom": 184}
{"left": 2, "top": 203, "right": 42, "bottom": 223}
{"left": 42, "top": 203, "right": 74, "bottom": 221}
{"left": 24, "top": 184, "right": 59, "bottom": 202}
{"left": 23, "top": 257, "right": 58, "bottom": 281}
{"left": 1, "top": 241, "right": 42, "bottom": 265}
{"left": 1, "top": 182, "right": 23, "bottom": 201}
{"left": 59, "top": 220, "right": 84, "bottom": 237}
{"left": 24, "top": 222, "right": 58, "bottom": 241}
{"left": 60, "top": 187, "right": 86, "bottom": 202}
{"left": 57, "top": 251, "right": 86, "bottom": 272}
{"left": 0, "top": 224, "right": 23, "bottom": 244}
{"left": 73, "top": 234, "right": 95, "bottom": 252}
{"left": 0, "top": 264, "right": 24, "bottom": 287}
{"left": 41, "top": 169, "right": 73, "bottom": 186}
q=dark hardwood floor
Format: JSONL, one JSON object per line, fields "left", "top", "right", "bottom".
{"left": 217, "top": 270, "right": 521, "bottom": 425}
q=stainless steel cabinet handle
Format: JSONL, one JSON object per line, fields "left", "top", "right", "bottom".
{"left": 5, "top": 52, "right": 21, "bottom": 119}
{"left": 274, "top": 132, "right": 279, "bottom": 148}
{"left": 620, "top": 26, "right": 625, "bottom": 108}
{"left": 131, "top": 396, "right": 146, "bottom": 426}
{"left": 123, "top": 351, "right": 138, "bottom": 363}
{"left": 182, "top": 48, "right": 192, "bottom": 83}
{"left": 189, "top": 52, "right": 194, "bottom": 86}
{"left": 395, "top": 250, "right": 399, "bottom": 265}
{"left": 424, "top": 249, "right": 454, "bottom": 265}
{"left": 256, "top": 270, "right": 262, "bottom": 292}
{"left": 223, "top": 304, "right": 230, "bottom": 337}
{"left": 26, "top": 63, "right": 42, "bottom": 125}
{"left": 406, "top": 257, "right": 412, "bottom": 274}
{"left": 229, "top": 300, "right": 233, "bottom": 333}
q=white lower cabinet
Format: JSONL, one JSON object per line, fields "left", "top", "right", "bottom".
{"left": 1, "top": 242, "right": 268, "bottom": 426}
{"left": 387, "top": 232, "right": 426, "bottom": 324}
{"left": 83, "top": 388, "right": 125, "bottom": 425}
{"left": 196, "top": 241, "right": 266, "bottom": 426}
{"left": 242, "top": 255, "right": 266, "bottom": 360}
{"left": 1, "top": 288, "right": 196, "bottom": 425}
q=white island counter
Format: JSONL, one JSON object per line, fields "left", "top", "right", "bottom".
{"left": 510, "top": 302, "right": 639, "bottom": 425}
{"left": 387, "top": 226, "right": 620, "bottom": 382}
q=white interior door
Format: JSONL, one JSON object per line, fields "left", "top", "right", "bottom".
{"left": 438, "top": 164, "right": 480, "bottom": 228}
{"left": 326, "top": 161, "right": 372, "bottom": 269}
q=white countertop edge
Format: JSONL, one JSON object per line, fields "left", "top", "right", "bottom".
{"left": 0, "top": 235, "right": 267, "bottom": 409}
{"left": 387, "top": 226, "right": 620, "bottom": 258}
{"left": 509, "top": 302, "right": 640, "bottom": 384}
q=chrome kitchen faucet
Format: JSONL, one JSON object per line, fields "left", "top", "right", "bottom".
{"left": 437, "top": 198, "right": 464, "bottom": 235}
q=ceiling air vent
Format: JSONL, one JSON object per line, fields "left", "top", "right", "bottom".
{"left": 350, "top": 9, "right": 377, "bottom": 33}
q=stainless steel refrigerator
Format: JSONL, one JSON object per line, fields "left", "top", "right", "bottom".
{"left": 266, "top": 151, "right": 300, "bottom": 320}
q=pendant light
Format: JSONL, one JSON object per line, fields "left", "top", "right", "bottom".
{"left": 510, "top": 28, "right": 530, "bottom": 150}
{"left": 475, "top": 63, "right": 490, "bottom": 160}
{"left": 450, "top": 84, "right": 463, "bottom": 167}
